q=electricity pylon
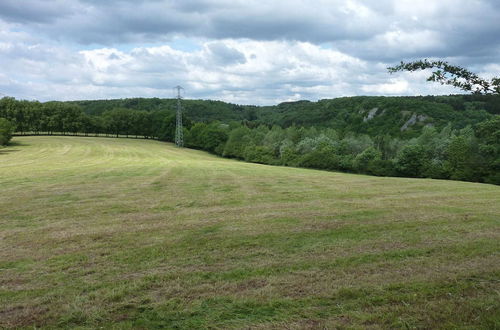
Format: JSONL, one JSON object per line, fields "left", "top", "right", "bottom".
{"left": 174, "top": 85, "right": 184, "bottom": 147}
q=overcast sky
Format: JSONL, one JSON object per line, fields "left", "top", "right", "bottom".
{"left": 1, "top": 0, "right": 499, "bottom": 105}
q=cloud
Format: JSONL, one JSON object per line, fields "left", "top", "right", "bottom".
{"left": 0, "top": 35, "right": 461, "bottom": 104}
{"left": 2, "top": 1, "right": 497, "bottom": 66}
{"left": 0, "top": 1, "right": 498, "bottom": 103}
{"left": 0, "top": 1, "right": 432, "bottom": 45}
{"left": 332, "top": 0, "right": 500, "bottom": 62}
{"left": 0, "top": 0, "right": 77, "bottom": 24}
{"left": 207, "top": 42, "right": 246, "bottom": 66}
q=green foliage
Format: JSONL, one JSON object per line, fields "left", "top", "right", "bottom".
{"left": 296, "top": 146, "right": 340, "bottom": 171}
{"left": 1, "top": 95, "right": 498, "bottom": 184}
{"left": 395, "top": 144, "right": 428, "bottom": 177}
{"left": 69, "top": 97, "right": 247, "bottom": 122}
{"left": 0, "top": 118, "right": 14, "bottom": 145}
{"left": 444, "top": 129, "right": 483, "bottom": 182}
{"left": 243, "top": 145, "right": 276, "bottom": 164}
{"left": 474, "top": 117, "right": 500, "bottom": 184}
{"left": 354, "top": 147, "right": 382, "bottom": 174}
{"left": 475, "top": 116, "right": 500, "bottom": 144}
{"left": 156, "top": 114, "right": 176, "bottom": 142}
{"left": 223, "top": 126, "right": 252, "bottom": 158}
{"left": 186, "top": 122, "right": 228, "bottom": 154}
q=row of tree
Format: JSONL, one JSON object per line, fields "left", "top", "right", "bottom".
{"left": 1, "top": 96, "right": 498, "bottom": 184}
{"left": 0, "top": 97, "right": 174, "bottom": 139}
{"left": 184, "top": 120, "right": 499, "bottom": 185}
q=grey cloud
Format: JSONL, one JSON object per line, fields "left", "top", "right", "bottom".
{"left": 1, "top": 0, "right": 497, "bottom": 67}
{"left": 170, "top": 0, "right": 221, "bottom": 13}
{"left": 0, "top": 0, "right": 499, "bottom": 104}
{"left": 1, "top": 0, "right": 385, "bottom": 44}
{"left": 108, "top": 53, "right": 121, "bottom": 60}
{"left": 62, "top": 3, "right": 205, "bottom": 45}
{"left": 0, "top": 0, "right": 77, "bottom": 23}
{"left": 333, "top": 0, "right": 500, "bottom": 63}
{"left": 207, "top": 42, "right": 246, "bottom": 65}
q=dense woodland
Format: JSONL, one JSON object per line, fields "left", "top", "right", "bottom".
{"left": 1, "top": 95, "right": 499, "bottom": 184}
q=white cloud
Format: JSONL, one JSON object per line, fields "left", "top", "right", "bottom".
{"left": 362, "top": 79, "right": 409, "bottom": 94}
{"left": 0, "top": 1, "right": 498, "bottom": 103}
{"left": 0, "top": 36, "right": 371, "bottom": 103}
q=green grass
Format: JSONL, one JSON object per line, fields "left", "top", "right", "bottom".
{"left": 1, "top": 136, "right": 499, "bottom": 329}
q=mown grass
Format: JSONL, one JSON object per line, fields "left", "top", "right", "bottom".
{"left": 0, "top": 136, "right": 499, "bottom": 329}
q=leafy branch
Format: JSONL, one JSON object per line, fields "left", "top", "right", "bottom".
{"left": 388, "top": 59, "right": 499, "bottom": 95}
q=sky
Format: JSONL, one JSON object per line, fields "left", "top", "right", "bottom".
{"left": 0, "top": 0, "right": 499, "bottom": 105}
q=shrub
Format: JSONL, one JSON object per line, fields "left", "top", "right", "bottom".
{"left": 0, "top": 118, "right": 14, "bottom": 146}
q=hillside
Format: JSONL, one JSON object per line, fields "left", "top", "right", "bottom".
{"left": 1, "top": 136, "right": 499, "bottom": 328}
{"left": 69, "top": 94, "right": 500, "bottom": 137}
{"left": 258, "top": 95, "right": 498, "bottom": 137}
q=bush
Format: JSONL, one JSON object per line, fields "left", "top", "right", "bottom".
{"left": 353, "top": 147, "right": 382, "bottom": 174}
{"left": 0, "top": 118, "right": 14, "bottom": 146}
{"left": 223, "top": 126, "right": 252, "bottom": 158}
{"left": 368, "top": 159, "right": 396, "bottom": 177}
{"left": 395, "top": 144, "right": 427, "bottom": 177}
{"left": 244, "top": 145, "right": 277, "bottom": 164}
{"left": 296, "top": 146, "right": 341, "bottom": 170}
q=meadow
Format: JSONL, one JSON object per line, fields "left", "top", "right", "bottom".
{"left": 1, "top": 136, "right": 499, "bottom": 328}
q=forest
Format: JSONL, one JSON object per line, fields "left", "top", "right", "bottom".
{"left": 1, "top": 95, "right": 499, "bottom": 184}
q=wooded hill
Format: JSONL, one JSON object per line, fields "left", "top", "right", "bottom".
{"left": 1, "top": 94, "right": 499, "bottom": 184}
{"left": 69, "top": 94, "right": 499, "bottom": 138}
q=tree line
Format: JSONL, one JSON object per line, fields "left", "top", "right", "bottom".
{"left": 184, "top": 119, "right": 499, "bottom": 185}
{"left": 1, "top": 96, "right": 498, "bottom": 184}
{"left": 0, "top": 97, "right": 172, "bottom": 139}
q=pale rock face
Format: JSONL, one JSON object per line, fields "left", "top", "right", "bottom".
{"left": 418, "top": 114, "right": 428, "bottom": 122}
{"left": 363, "top": 107, "right": 379, "bottom": 122}
{"left": 400, "top": 113, "right": 429, "bottom": 131}
{"left": 400, "top": 113, "right": 417, "bottom": 131}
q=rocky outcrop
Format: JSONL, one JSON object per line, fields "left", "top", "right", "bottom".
{"left": 363, "top": 108, "right": 379, "bottom": 122}
{"left": 401, "top": 113, "right": 428, "bottom": 131}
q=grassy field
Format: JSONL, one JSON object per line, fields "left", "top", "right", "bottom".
{"left": 1, "top": 136, "right": 499, "bottom": 329}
